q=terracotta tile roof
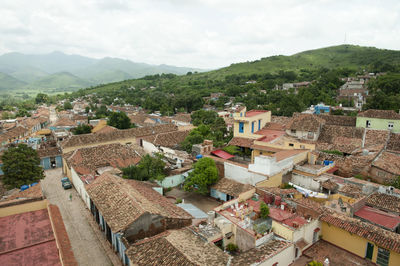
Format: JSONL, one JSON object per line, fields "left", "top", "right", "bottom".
{"left": 287, "top": 114, "right": 325, "bottom": 132}
{"left": 86, "top": 173, "right": 192, "bottom": 233}
{"left": 358, "top": 109, "right": 400, "bottom": 120}
{"left": 338, "top": 184, "right": 363, "bottom": 198}
{"left": 229, "top": 137, "right": 254, "bottom": 148}
{"left": 0, "top": 183, "right": 44, "bottom": 207}
{"left": 231, "top": 239, "right": 291, "bottom": 266}
{"left": 317, "top": 114, "right": 356, "bottom": 127}
{"left": 126, "top": 228, "right": 229, "bottom": 266}
{"left": 61, "top": 124, "right": 177, "bottom": 149}
{"left": 364, "top": 129, "right": 390, "bottom": 147}
{"left": 320, "top": 213, "right": 400, "bottom": 253}
{"left": 366, "top": 193, "right": 400, "bottom": 214}
{"left": 321, "top": 180, "right": 339, "bottom": 191}
{"left": 93, "top": 125, "right": 118, "bottom": 134}
{"left": 261, "top": 122, "right": 286, "bottom": 131}
{"left": 142, "top": 130, "right": 190, "bottom": 148}
{"left": 65, "top": 143, "right": 143, "bottom": 175}
{"left": 271, "top": 115, "right": 292, "bottom": 128}
{"left": 386, "top": 133, "right": 400, "bottom": 152}
{"left": 52, "top": 117, "right": 76, "bottom": 127}
{"left": 172, "top": 113, "right": 191, "bottom": 123}
{"left": 274, "top": 149, "right": 307, "bottom": 162}
{"left": 251, "top": 145, "right": 283, "bottom": 153}
{"left": 211, "top": 178, "right": 254, "bottom": 197}
{"left": 37, "top": 145, "right": 62, "bottom": 158}
{"left": 3, "top": 125, "right": 28, "bottom": 139}
{"left": 372, "top": 151, "right": 400, "bottom": 176}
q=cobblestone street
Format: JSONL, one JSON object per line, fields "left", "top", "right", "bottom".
{"left": 41, "top": 168, "right": 115, "bottom": 266}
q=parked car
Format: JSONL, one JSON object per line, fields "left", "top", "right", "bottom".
{"left": 61, "top": 177, "right": 72, "bottom": 190}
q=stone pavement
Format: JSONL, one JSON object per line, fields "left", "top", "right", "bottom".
{"left": 42, "top": 168, "right": 120, "bottom": 266}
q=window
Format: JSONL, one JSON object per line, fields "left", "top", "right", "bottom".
{"left": 289, "top": 143, "right": 294, "bottom": 147}
{"left": 366, "top": 120, "right": 371, "bottom": 128}
{"left": 300, "top": 145, "right": 305, "bottom": 149}
{"left": 307, "top": 131, "right": 314, "bottom": 139}
{"left": 258, "top": 119, "right": 261, "bottom": 130}
{"left": 291, "top": 129, "right": 296, "bottom": 134}
{"left": 251, "top": 121, "right": 255, "bottom": 133}
{"left": 240, "top": 112, "right": 243, "bottom": 117}
{"left": 239, "top": 122, "right": 244, "bottom": 133}
{"left": 377, "top": 247, "right": 390, "bottom": 266}
{"left": 388, "top": 122, "right": 394, "bottom": 130}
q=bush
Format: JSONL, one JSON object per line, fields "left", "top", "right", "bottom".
{"left": 321, "top": 150, "right": 343, "bottom": 156}
{"left": 175, "top": 198, "right": 182, "bottom": 204}
{"left": 308, "top": 261, "right": 323, "bottom": 266}
{"left": 222, "top": 145, "right": 240, "bottom": 155}
{"left": 260, "top": 202, "right": 270, "bottom": 218}
{"left": 225, "top": 243, "right": 238, "bottom": 253}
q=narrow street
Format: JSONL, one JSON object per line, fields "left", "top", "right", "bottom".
{"left": 41, "top": 169, "right": 113, "bottom": 266}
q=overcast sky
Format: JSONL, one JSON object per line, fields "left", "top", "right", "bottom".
{"left": 1, "top": 0, "right": 399, "bottom": 69}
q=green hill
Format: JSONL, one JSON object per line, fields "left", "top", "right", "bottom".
{"left": 28, "top": 72, "right": 93, "bottom": 90}
{"left": 0, "top": 72, "right": 26, "bottom": 91}
{"left": 203, "top": 45, "right": 400, "bottom": 79}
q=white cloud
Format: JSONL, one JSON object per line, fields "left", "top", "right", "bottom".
{"left": 0, "top": 0, "right": 399, "bottom": 68}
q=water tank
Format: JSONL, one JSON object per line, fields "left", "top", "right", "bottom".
{"left": 196, "top": 154, "right": 203, "bottom": 159}
{"left": 20, "top": 185, "right": 29, "bottom": 191}
{"left": 324, "top": 160, "right": 329, "bottom": 166}
{"left": 207, "top": 211, "right": 215, "bottom": 224}
{"left": 30, "top": 183, "right": 38, "bottom": 187}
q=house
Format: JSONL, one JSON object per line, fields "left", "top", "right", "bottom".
{"left": 233, "top": 107, "right": 271, "bottom": 139}
{"left": 49, "top": 116, "right": 76, "bottom": 131}
{"left": 356, "top": 109, "right": 400, "bottom": 133}
{"left": 286, "top": 114, "right": 325, "bottom": 141}
{"left": 124, "top": 228, "right": 229, "bottom": 266}
{"left": 63, "top": 143, "right": 144, "bottom": 208}
{"left": 365, "top": 192, "right": 400, "bottom": 215}
{"left": 61, "top": 124, "right": 177, "bottom": 153}
{"left": 37, "top": 141, "right": 63, "bottom": 169}
{"left": 338, "top": 80, "right": 368, "bottom": 109}
{"left": 313, "top": 103, "right": 330, "bottom": 114}
{"left": 140, "top": 130, "right": 190, "bottom": 154}
{"left": 369, "top": 151, "right": 400, "bottom": 184}
{"left": 210, "top": 178, "right": 255, "bottom": 201}
{"left": 0, "top": 186, "right": 77, "bottom": 266}
{"left": 320, "top": 213, "right": 400, "bottom": 266}
{"left": 85, "top": 173, "right": 192, "bottom": 265}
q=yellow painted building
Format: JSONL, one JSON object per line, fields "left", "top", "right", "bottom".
{"left": 321, "top": 217, "right": 400, "bottom": 266}
{"left": 233, "top": 107, "right": 271, "bottom": 138}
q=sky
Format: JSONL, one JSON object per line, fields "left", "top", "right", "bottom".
{"left": 1, "top": 0, "right": 399, "bottom": 69}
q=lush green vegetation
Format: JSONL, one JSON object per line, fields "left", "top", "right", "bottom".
{"left": 321, "top": 150, "right": 344, "bottom": 156}
{"left": 107, "top": 111, "right": 133, "bottom": 129}
{"left": 122, "top": 154, "right": 166, "bottom": 181}
{"left": 72, "top": 124, "right": 92, "bottom": 135}
{"left": 183, "top": 157, "right": 219, "bottom": 195}
{"left": 1, "top": 144, "right": 44, "bottom": 188}
{"left": 260, "top": 202, "right": 270, "bottom": 219}
{"left": 181, "top": 110, "right": 231, "bottom": 152}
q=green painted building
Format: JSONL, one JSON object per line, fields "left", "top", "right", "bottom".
{"left": 356, "top": 109, "right": 400, "bottom": 133}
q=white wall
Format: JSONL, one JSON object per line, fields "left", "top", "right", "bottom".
{"left": 249, "top": 155, "right": 293, "bottom": 176}
{"left": 292, "top": 219, "right": 321, "bottom": 251}
{"left": 291, "top": 173, "right": 320, "bottom": 191}
{"left": 259, "top": 243, "right": 295, "bottom": 266}
{"left": 142, "top": 140, "right": 159, "bottom": 154}
{"left": 71, "top": 167, "right": 91, "bottom": 209}
{"left": 224, "top": 162, "right": 266, "bottom": 186}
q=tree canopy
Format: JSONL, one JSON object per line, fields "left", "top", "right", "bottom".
{"left": 107, "top": 111, "right": 132, "bottom": 129}
{"left": 122, "top": 154, "right": 166, "bottom": 181}
{"left": 183, "top": 157, "right": 218, "bottom": 195}
{"left": 1, "top": 144, "right": 44, "bottom": 188}
{"left": 72, "top": 124, "right": 92, "bottom": 135}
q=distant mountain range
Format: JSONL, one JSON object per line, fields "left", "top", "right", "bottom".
{"left": 0, "top": 51, "right": 205, "bottom": 92}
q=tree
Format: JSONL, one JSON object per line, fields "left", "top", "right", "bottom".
{"left": 1, "top": 144, "right": 44, "bottom": 188}
{"left": 72, "top": 124, "right": 92, "bottom": 135}
{"left": 107, "top": 111, "right": 131, "bottom": 129}
{"left": 260, "top": 202, "right": 270, "bottom": 218}
{"left": 389, "top": 176, "right": 400, "bottom": 189}
{"left": 63, "top": 101, "right": 73, "bottom": 110}
{"left": 184, "top": 157, "right": 218, "bottom": 195}
{"left": 35, "top": 93, "right": 49, "bottom": 104}
{"left": 122, "top": 154, "right": 166, "bottom": 181}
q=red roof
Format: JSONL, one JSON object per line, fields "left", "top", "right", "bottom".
{"left": 354, "top": 206, "right": 400, "bottom": 230}
{"left": 269, "top": 207, "right": 295, "bottom": 222}
{"left": 211, "top": 149, "right": 235, "bottom": 160}
{"left": 246, "top": 110, "right": 269, "bottom": 117}
{"left": 327, "top": 166, "right": 339, "bottom": 173}
{"left": 255, "top": 129, "right": 285, "bottom": 142}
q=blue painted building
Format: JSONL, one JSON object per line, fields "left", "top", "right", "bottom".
{"left": 313, "top": 103, "right": 330, "bottom": 114}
